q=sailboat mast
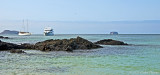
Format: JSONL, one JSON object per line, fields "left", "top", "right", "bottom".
{"left": 27, "top": 19, "right": 28, "bottom": 32}
{"left": 23, "top": 19, "right": 25, "bottom": 32}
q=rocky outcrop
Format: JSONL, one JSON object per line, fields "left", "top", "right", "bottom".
{"left": 0, "top": 37, "right": 129, "bottom": 52}
{"left": 0, "top": 40, "right": 23, "bottom": 50}
{"left": 95, "top": 39, "right": 128, "bottom": 45}
{"left": 0, "top": 36, "right": 9, "bottom": 39}
{"left": 0, "top": 37, "right": 102, "bottom": 51}
{"left": 34, "top": 36, "right": 102, "bottom": 51}
{"left": 10, "top": 49, "right": 26, "bottom": 53}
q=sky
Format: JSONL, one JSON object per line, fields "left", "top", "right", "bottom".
{"left": 0, "top": 0, "right": 160, "bottom": 34}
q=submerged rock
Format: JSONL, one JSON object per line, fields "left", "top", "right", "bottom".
{"left": 0, "top": 36, "right": 9, "bottom": 39}
{"left": 0, "top": 40, "right": 23, "bottom": 50}
{"left": 34, "top": 36, "right": 102, "bottom": 51}
{"left": 10, "top": 49, "right": 26, "bottom": 53}
{"left": 95, "top": 39, "right": 128, "bottom": 45}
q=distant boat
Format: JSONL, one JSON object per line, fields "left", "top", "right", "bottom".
{"left": 18, "top": 20, "right": 31, "bottom": 36}
{"left": 110, "top": 32, "right": 118, "bottom": 35}
{"left": 44, "top": 27, "right": 54, "bottom": 36}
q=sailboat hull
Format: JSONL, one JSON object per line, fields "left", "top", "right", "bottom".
{"left": 18, "top": 32, "right": 31, "bottom": 36}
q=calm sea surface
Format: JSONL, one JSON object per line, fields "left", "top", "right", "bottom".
{"left": 0, "top": 34, "right": 160, "bottom": 75}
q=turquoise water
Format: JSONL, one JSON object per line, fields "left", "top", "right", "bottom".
{"left": 0, "top": 34, "right": 160, "bottom": 75}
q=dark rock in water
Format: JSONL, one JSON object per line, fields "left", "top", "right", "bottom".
{"left": 0, "top": 36, "right": 9, "bottom": 39}
{"left": 34, "top": 36, "right": 102, "bottom": 51}
{"left": 0, "top": 40, "right": 23, "bottom": 50}
{"left": 10, "top": 49, "right": 25, "bottom": 53}
{"left": 0, "top": 30, "right": 19, "bottom": 35}
{"left": 0, "top": 37, "right": 103, "bottom": 51}
{"left": 95, "top": 39, "right": 128, "bottom": 45}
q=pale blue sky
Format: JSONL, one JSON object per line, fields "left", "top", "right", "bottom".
{"left": 0, "top": 0, "right": 160, "bottom": 34}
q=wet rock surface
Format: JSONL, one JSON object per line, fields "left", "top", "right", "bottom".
{"left": 95, "top": 39, "right": 128, "bottom": 45}
{"left": 34, "top": 36, "right": 102, "bottom": 51}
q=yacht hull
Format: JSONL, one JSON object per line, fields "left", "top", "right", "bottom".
{"left": 44, "top": 32, "right": 54, "bottom": 36}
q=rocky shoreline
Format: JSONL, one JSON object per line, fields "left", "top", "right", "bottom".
{"left": 0, "top": 36, "right": 128, "bottom": 53}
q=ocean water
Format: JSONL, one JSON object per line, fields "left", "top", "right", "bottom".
{"left": 0, "top": 34, "right": 160, "bottom": 75}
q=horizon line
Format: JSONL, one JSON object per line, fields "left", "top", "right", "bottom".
{"left": 1, "top": 33, "right": 160, "bottom": 35}
{"left": 1, "top": 19, "right": 160, "bottom": 23}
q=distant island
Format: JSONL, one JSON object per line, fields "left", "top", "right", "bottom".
{"left": 0, "top": 30, "right": 19, "bottom": 35}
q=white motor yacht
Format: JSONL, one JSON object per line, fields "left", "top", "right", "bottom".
{"left": 44, "top": 27, "right": 54, "bottom": 36}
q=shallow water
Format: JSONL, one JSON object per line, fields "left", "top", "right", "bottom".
{"left": 0, "top": 34, "right": 160, "bottom": 75}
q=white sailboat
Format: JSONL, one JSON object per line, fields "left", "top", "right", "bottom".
{"left": 18, "top": 20, "right": 31, "bottom": 36}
